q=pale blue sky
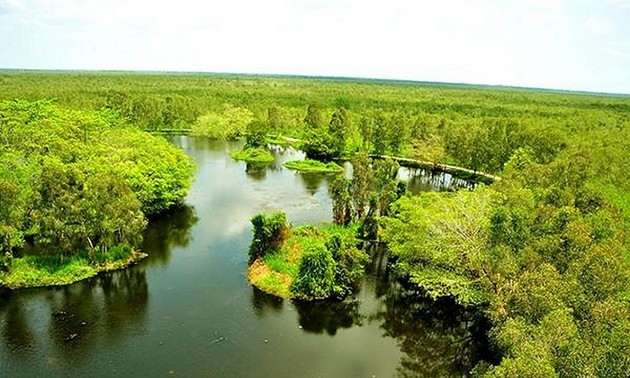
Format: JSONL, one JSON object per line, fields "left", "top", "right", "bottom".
{"left": 1, "top": 0, "right": 629, "bottom": 94}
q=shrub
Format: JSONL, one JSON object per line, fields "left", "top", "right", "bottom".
{"left": 248, "top": 212, "right": 289, "bottom": 263}
{"left": 1, "top": 251, "right": 13, "bottom": 272}
{"left": 291, "top": 240, "right": 336, "bottom": 299}
{"left": 327, "top": 235, "right": 368, "bottom": 297}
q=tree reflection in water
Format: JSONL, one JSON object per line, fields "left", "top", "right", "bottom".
{"left": 293, "top": 298, "right": 364, "bottom": 336}
{"left": 250, "top": 286, "right": 364, "bottom": 336}
{"left": 404, "top": 167, "right": 475, "bottom": 195}
{"left": 1, "top": 292, "right": 36, "bottom": 353}
{"left": 0, "top": 203, "right": 198, "bottom": 369}
{"left": 48, "top": 268, "right": 149, "bottom": 353}
{"left": 245, "top": 163, "right": 269, "bottom": 181}
{"left": 250, "top": 286, "right": 283, "bottom": 317}
{"left": 297, "top": 172, "right": 325, "bottom": 196}
{"left": 373, "top": 282, "right": 493, "bottom": 377}
{"left": 249, "top": 242, "right": 494, "bottom": 376}
{"left": 142, "top": 204, "right": 198, "bottom": 267}
{"left": 0, "top": 267, "right": 149, "bottom": 368}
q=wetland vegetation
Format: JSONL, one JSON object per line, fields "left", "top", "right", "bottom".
{"left": 1, "top": 70, "right": 629, "bottom": 376}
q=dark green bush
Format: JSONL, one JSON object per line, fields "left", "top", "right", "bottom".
{"left": 1, "top": 252, "right": 13, "bottom": 272}
{"left": 327, "top": 235, "right": 368, "bottom": 297}
{"left": 291, "top": 240, "right": 336, "bottom": 300}
{"left": 248, "top": 212, "right": 288, "bottom": 263}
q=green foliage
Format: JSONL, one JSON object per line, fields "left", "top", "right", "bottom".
{"left": 304, "top": 102, "right": 324, "bottom": 130}
{"left": 248, "top": 221, "right": 367, "bottom": 300}
{"left": 382, "top": 187, "right": 497, "bottom": 306}
{"left": 302, "top": 104, "right": 354, "bottom": 161}
{"left": 248, "top": 212, "right": 289, "bottom": 263}
{"left": 0, "top": 252, "right": 13, "bottom": 272}
{"left": 190, "top": 104, "right": 253, "bottom": 140}
{"left": 326, "top": 234, "right": 369, "bottom": 297}
{"left": 229, "top": 147, "right": 274, "bottom": 163}
{"left": 373, "top": 158, "right": 400, "bottom": 216}
{"left": 245, "top": 120, "right": 269, "bottom": 148}
{"left": 0, "top": 244, "right": 145, "bottom": 289}
{"left": 97, "top": 129, "right": 195, "bottom": 215}
{"left": 382, "top": 151, "right": 630, "bottom": 376}
{"left": 2, "top": 71, "right": 627, "bottom": 183}
{"left": 263, "top": 250, "right": 299, "bottom": 277}
{"left": 329, "top": 176, "right": 353, "bottom": 226}
{"left": 358, "top": 213, "right": 379, "bottom": 241}
{"left": 32, "top": 157, "right": 147, "bottom": 256}
{"left": 283, "top": 159, "right": 344, "bottom": 173}
{"left": 0, "top": 100, "right": 194, "bottom": 287}
{"left": 328, "top": 107, "right": 351, "bottom": 157}
{"left": 290, "top": 224, "right": 366, "bottom": 300}
{"left": 291, "top": 239, "right": 336, "bottom": 300}
{"left": 1, "top": 72, "right": 630, "bottom": 374}
{"left": 350, "top": 153, "right": 373, "bottom": 218}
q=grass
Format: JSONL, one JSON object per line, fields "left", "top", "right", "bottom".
{"left": 284, "top": 159, "right": 344, "bottom": 173}
{"left": 246, "top": 223, "right": 359, "bottom": 298}
{"left": 229, "top": 147, "right": 275, "bottom": 163}
{"left": 0, "top": 246, "right": 147, "bottom": 290}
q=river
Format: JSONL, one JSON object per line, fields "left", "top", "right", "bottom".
{"left": 0, "top": 137, "right": 490, "bottom": 377}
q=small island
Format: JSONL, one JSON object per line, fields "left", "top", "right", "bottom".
{"left": 247, "top": 212, "right": 366, "bottom": 300}
{"left": 246, "top": 154, "right": 403, "bottom": 300}
{"left": 284, "top": 159, "right": 344, "bottom": 173}
{"left": 229, "top": 147, "right": 274, "bottom": 163}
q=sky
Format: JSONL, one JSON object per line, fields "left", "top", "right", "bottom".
{"left": 0, "top": 0, "right": 629, "bottom": 94}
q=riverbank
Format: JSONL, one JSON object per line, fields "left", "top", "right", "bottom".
{"left": 0, "top": 249, "right": 148, "bottom": 290}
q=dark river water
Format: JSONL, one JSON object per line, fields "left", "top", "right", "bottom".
{"left": 0, "top": 137, "right": 489, "bottom": 377}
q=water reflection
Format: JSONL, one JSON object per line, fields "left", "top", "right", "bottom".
{"left": 297, "top": 172, "right": 327, "bottom": 195}
{"left": 48, "top": 269, "right": 148, "bottom": 351}
{"left": 400, "top": 167, "right": 476, "bottom": 194}
{"left": 142, "top": 204, "right": 198, "bottom": 267}
{"left": 2, "top": 296, "right": 35, "bottom": 351}
{"left": 0, "top": 267, "right": 149, "bottom": 368}
{"left": 0, "top": 138, "right": 489, "bottom": 377}
{"left": 374, "top": 284, "right": 491, "bottom": 377}
{"left": 250, "top": 287, "right": 283, "bottom": 317}
{"left": 267, "top": 144, "right": 306, "bottom": 168}
{"left": 245, "top": 163, "right": 269, "bottom": 181}
{"left": 294, "top": 299, "right": 364, "bottom": 336}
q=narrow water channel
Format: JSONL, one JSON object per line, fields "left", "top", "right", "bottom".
{"left": 0, "top": 137, "right": 490, "bottom": 377}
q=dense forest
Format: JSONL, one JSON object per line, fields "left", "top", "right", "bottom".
{"left": 1, "top": 71, "right": 629, "bottom": 376}
{"left": 0, "top": 99, "right": 195, "bottom": 288}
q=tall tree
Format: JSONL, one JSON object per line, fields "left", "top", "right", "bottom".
{"left": 328, "top": 107, "right": 351, "bottom": 157}
{"left": 329, "top": 176, "right": 353, "bottom": 226}
{"left": 373, "top": 158, "right": 400, "bottom": 216}
{"left": 304, "top": 102, "right": 324, "bottom": 131}
{"left": 350, "top": 153, "right": 373, "bottom": 219}
{"left": 359, "top": 115, "right": 374, "bottom": 151}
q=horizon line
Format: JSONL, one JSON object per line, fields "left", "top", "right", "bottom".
{"left": 1, "top": 67, "right": 629, "bottom": 98}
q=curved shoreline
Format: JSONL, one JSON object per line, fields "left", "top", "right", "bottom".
{"left": 0, "top": 251, "right": 148, "bottom": 291}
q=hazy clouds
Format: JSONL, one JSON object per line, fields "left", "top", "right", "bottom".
{"left": 1, "top": 0, "right": 629, "bottom": 93}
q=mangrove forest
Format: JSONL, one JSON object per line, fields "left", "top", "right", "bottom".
{"left": 1, "top": 71, "right": 629, "bottom": 377}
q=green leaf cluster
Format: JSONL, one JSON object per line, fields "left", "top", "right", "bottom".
{"left": 0, "top": 100, "right": 194, "bottom": 285}
{"left": 290, "top": 226, "right": 368, "bottom": 300}
{"left": 382, "top": 148, "right": 630, "bottom": 376}
{"left": 249, "top": 212, "right": 289, "bottom": 263}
